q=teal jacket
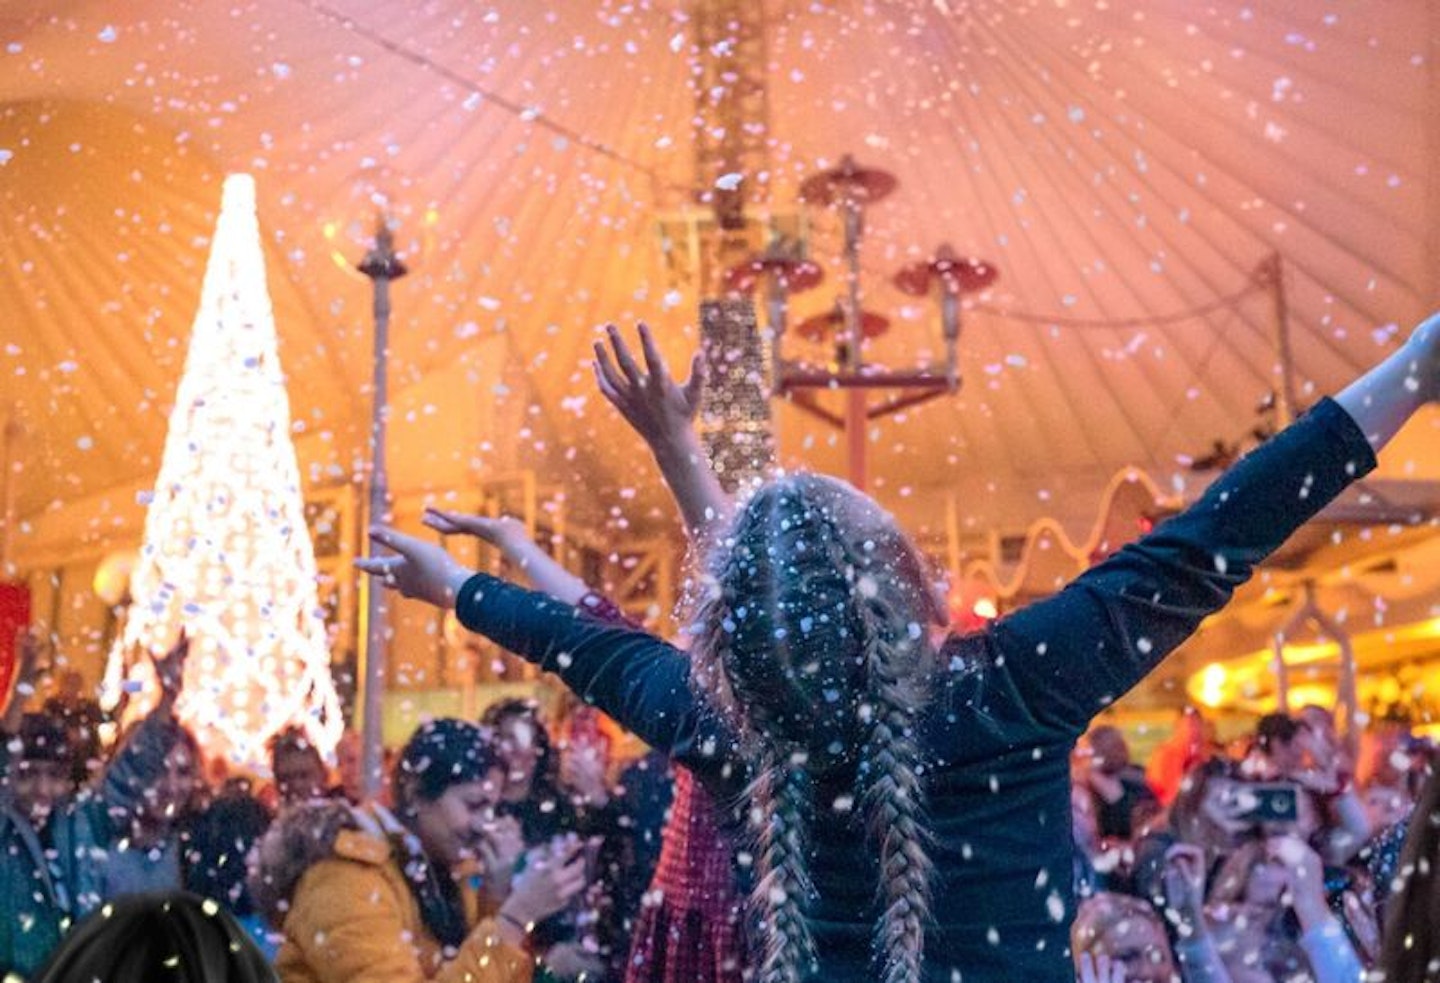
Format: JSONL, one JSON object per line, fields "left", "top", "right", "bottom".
{"left": 49, "top": 709, "right": 185, "bottom": 920}
{"left": 0, "top": 801, "right": 68, "bottom": 979}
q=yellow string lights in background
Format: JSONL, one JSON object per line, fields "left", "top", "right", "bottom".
{"left": 101, "top": 174, "right": 344, "bottom": 771}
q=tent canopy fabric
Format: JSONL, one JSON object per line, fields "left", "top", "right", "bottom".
{"left": 4, "top": 0, "right": 1438, "bottom": 570}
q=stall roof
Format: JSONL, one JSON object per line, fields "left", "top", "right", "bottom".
{"left": 4, "top": 0, "right": 1438, "bottom": 571}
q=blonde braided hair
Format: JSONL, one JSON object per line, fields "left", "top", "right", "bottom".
{"left": 690, "top": 473, "right": 942, "bottom": 983}
{"left": 854, "top": 591, "right": 934, "bottom": 983}
{"left": 749, "top": 751, "right": 819, "bottom": 983}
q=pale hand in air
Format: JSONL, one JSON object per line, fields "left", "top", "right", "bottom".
{"left": 477, "top": 814, "right": 526, "bottom": 906}
{"left": 356, "top": 526, "right": 473, "bottom": 609}
{"left": 422, "top": 507, "right": 589, "bottom": 605}
{"left": 152, "top": 630, "right": 190, "bottom": 708}
{"left": 423, "top": 509, "right": 529, "bottom": 553}
{"left": 496, "top": 836, "right": 590, "bottom": 947}
{"left": 592, "top": 322, "right": 706, "bottom": 452}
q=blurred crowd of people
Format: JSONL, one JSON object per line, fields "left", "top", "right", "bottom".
{"left": 6, "top": 617, "right": 1440, "bottom": 983}
{"left": 0, "top": 630, "right": 674, "bottom": 982}
{"left": 1070, "top": 704, "right": 1438, "bottom": 982}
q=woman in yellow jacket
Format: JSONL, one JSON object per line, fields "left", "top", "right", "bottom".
{"left": 252, "top": 719, "right": 588, "bottom": 983}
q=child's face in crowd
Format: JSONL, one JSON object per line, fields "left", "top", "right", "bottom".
{"left": 335, "top": 732, "right": 363, "bottom": 800}
{"left": 274, "top": 748, "right": 328, "bottom": 805}
{"left": 136, "top": 742, "right": 199, "bottom": 834}
{"left": 10, "top": 758, "right": 72, "bottom": 829}
{"left": 413, "top": 770, "right": 505, "bottom": 869}
{"left": 496, "top": 717, "right": 542, "bottom": 800}
{"left": 1199, "top": 777, "right": 1251, "bottom": 843}
{"left": 1089, "top": 913, "right": 1176, "bottom": 983}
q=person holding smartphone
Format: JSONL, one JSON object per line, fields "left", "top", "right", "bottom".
{"left": 1204, "top": 834, "right": 1363, "bottom": 983}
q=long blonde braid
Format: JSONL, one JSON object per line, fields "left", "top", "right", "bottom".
{"left": 749, "top": 750, "right": 819, "bottom": 983}
{"left": 853, "top": 591, "right": 935, "bottom": 983}
{"left": 690, "top": 474, "right": 942, "bottom": 983}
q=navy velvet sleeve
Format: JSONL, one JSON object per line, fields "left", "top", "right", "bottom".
{"left": 454, "top": 574, "right": 735, "bottom": 783}
{"left": 984, "top": 397, "right": 1377, "bottom": 737}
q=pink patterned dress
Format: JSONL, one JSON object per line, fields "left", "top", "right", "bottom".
{"left": 624, "top": 768, "right": 746, "bottom": 983}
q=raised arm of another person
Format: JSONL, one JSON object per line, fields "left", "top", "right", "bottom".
{"left": 355, "top": 530, "right": 734, "bottom": 788}
{"left": 98, "top": 632, "right": 190, "bottom": 811}
{"left": 1270, "top": 835, "right": 1366, "bottom": 983}
{"left": 984, "top": 313, "right": 1440, "bottom": 736}
{"left": 1293, "top": 725, "right": 1372, "bottom": 864}
{"left": 150, "top": 629, "right": 188, "bottom": 718}
{"left": 593, "top": 322, "right": 732, "bottom": 543}
{"left": 1161, "top": 844, "right": 1233, "bottom": 983}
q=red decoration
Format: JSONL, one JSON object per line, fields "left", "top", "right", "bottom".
{"left": 0, "top": 583, "right": 32, "bottom": 710}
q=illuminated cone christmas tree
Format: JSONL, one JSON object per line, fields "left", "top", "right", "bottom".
{"left": 103, "top": 173, "right": 343, "bottom": 770}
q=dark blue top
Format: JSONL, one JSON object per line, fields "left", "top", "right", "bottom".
{"left": 456, "top": 397, "right": 1376, "bottom": 983}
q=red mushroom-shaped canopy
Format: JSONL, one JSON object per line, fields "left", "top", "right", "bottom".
{"left": 796, "top": 304, "right": 891, "bottom": 341}
{"left": 799, "top": 154, "right": 898, "bottom": 207}
{"left": 724, "top": 256, "right": 826, "bottom": 295}
{"left": 893, "top": 245, "right": 999, "bottom": 296}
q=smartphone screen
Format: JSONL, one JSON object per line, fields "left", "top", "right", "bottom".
{"left": 1235, "top": 782, "right": 1300, "bottom": 824}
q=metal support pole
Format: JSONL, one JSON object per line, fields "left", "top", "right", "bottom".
{"left": 357, "top": 223, "right": 407, "bottom": 802}
{"left": 842, "top": 199, "right": 867, "bottom": 489}
{"left": 1270, "top": 631, "right": 1291, "bottom": 715}
{"left": 779, "top": 369, "right": 952, "bottom": 390}
{"left": 1271, "top": 581, "right": 1358, "bottom": 748}
{"left": 941, "top": 291, "right": 961, "bottom": 392}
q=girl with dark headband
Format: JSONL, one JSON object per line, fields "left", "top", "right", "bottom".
{"left": 425, "top": 497, "right": 746, "bottom": 983}
{"left": 254, "top": 718, "right": 589, "bottom": 983}
{"left": 361, "top": 313, "right": 1440, "bottom": 983}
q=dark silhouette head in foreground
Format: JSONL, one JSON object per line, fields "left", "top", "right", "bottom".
{"left": 34, "top": 890, "right": 276, "bottom": 983}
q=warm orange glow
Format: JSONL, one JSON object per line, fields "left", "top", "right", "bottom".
{"left": 1195, "top": 663, "right": 1228, "bottom": 709}
{"left": 92, "top": 549, "right": 138, "bottom": 607}
{"left": 1285, "top": 683, "right": 1335, "bottom": 711}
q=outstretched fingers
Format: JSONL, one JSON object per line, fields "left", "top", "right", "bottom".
{"left": 366, "top": 524, "right": 422, "bottom": 555}
{"left": 352, "top": 555, "right": 393, "bottom": 577}
{"left": 605, "top": 323, "right": 644, "bottom": 386}
{"left": 683, "top": 350, "right": 707, "bottom": 408}
{"left": 636, "top": 322, "right": 670, "bottom": 386}
{"left": 422, "top": 507, "right": 487, "bottom": 537}
{"left": 593, "top": 333, "right": 626, "bottom": 391}
{"left": 592, "top": 352, "right": 625, "bottom": 408}
{"left": 420, "top": 509, "right": 459, "bottom": 534}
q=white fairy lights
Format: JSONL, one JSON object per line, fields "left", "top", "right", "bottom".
{"left": 101, "top": 173, "right": 343, "bottom": 771}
